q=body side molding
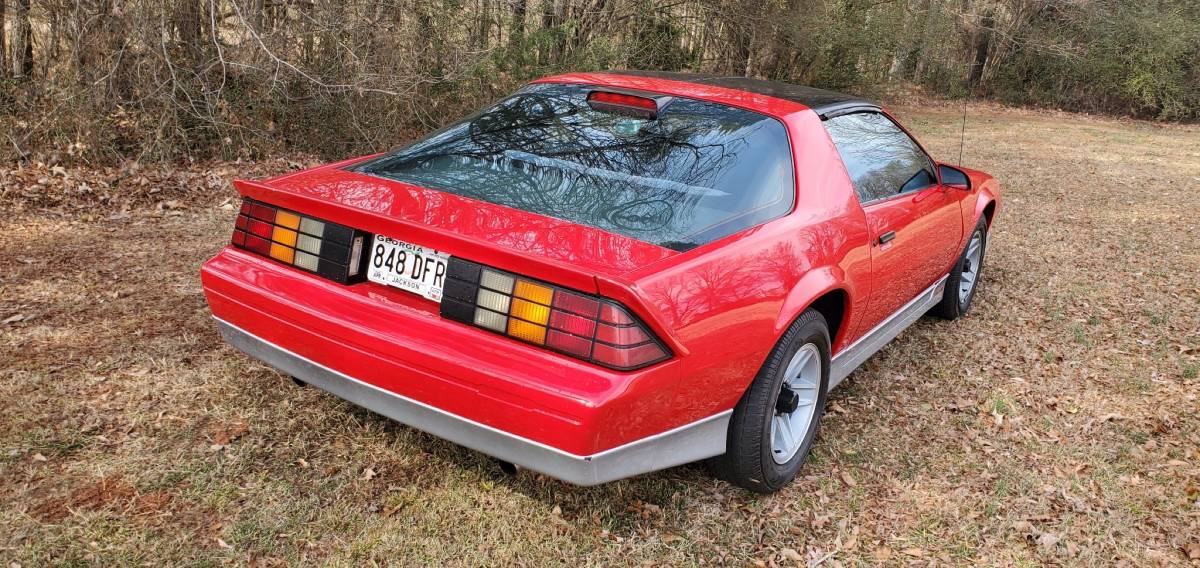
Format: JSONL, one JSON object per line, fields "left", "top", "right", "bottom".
{"left": 828, "top": 275, "right": 948, "bottom": 390}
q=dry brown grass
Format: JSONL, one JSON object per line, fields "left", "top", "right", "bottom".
{"left": 2, "top": 106, "right": 1198, "bottom": 567}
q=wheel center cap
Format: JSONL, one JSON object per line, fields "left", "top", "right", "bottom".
{"left": 776, "top": 387, "right": 800, "bottom": 414}
{"left": 963, "top": 258, "right": 973, "bottom": 273}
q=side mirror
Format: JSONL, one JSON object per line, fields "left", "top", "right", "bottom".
{"left": 938, "top": 164, "right": 971, "bottom": 190}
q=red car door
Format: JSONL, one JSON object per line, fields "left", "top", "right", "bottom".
{"left": 823, "top": 111, "right": 963, "bottom": 332}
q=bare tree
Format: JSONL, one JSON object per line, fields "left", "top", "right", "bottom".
{"left": 967, "top": 9, "right": 995, "bottom": 89}
{"left": 508, "top": 0, "right": 528, "bottom": 62}
{"left": 1, "top": 0, "right": 7, "bottom": 80}
{"left": 0, "top": 0, "right": 1194, "bottom": 164}
{"left": 12, "top": 0, "right": 32, "bottom": 78}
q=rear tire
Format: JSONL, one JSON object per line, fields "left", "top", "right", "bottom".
{"left": 709, "top": 309, "right": 830, "bottom": 493}
{"left": 932, "top": 217, "right": 988, "bottom": 320}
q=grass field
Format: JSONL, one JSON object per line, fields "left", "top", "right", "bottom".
{"left": 2, "top": 105, "right": 1198, "bottom": 566}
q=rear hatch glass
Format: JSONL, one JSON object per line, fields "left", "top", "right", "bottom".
{"left": 352, "top": 83, "right": 795, "bottom": 251}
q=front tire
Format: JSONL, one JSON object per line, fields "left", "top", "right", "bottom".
{"left": 709, "top": 309, "right": 830, "bottom": 493}
{"left": 932, "top": 217, "right": 988, "bottom": 320}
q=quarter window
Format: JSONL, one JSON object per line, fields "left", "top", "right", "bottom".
{"left": 824, "top": 112, "right": 935, "bottom": 204}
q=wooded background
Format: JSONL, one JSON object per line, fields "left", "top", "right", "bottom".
{"left": 1, "top": 0, "right": 1197, "bottom": 164}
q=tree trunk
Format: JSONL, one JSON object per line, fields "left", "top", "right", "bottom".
{"left": 507, "top": 0, "right": 527, "bottom": 66}
{"left": 720, "top": 0, "right": 757, "bottom": 76}
{"left": 175, "top": 0, "right": 204, "bottom": 69}
{"left": 967, "top": 10, "right": 994, "bottom": 88}
{"left": 538, "top": 0, "right": 555, "bottom": 65}
{"left": 475, "top": 0, "right": 492, "bottom": 51}
{"left": 251, "top": 0, "right": 264, "bottom": 31}
{"left": 571, "top": 0, "right": 607, "bottom": 58}
{"left": 415, "top": 0, "right": 442, "bottom": 74}
{"left": 0, "top": 0, "right": 7, "bottom": 79}
{"left": 12, "top": 0, "right": 33, "bottom": 78}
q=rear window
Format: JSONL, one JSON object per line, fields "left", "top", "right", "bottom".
{"left": 352, "top": 83, "right": 794, "bottom": 251}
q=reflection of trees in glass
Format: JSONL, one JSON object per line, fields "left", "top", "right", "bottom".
{"left": 825, "top": 113, "right": 934, "bottom": 203}
{"left": 288, "top": 175, "right": 668, "bottom": 271}
{"left": 355, "top": 84, "right": 794, "bottom": 251}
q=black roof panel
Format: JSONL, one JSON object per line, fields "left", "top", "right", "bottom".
{"left": 601, "top": 70, "right": 878, "bottom": 117}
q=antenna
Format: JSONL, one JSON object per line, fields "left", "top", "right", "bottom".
{"left": 957, "top": 100, "right": 967, "bottom": 165}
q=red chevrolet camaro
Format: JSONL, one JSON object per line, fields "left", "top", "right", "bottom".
{"left": 202, "top": 71, "right": 999, "bottom": 493}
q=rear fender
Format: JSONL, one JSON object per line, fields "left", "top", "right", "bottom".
{"left": 773, "top": 266, "right": 850, "bottom": 348}
{"left": 596, "top": 276, "right": 691, "bottom": 357}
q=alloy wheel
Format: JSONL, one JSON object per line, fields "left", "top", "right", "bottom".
{"left": 959, "top": 229, "right": 984, "bottom": 303}
{"left": 770, "top": 343, "right": 821, "bottom": 464}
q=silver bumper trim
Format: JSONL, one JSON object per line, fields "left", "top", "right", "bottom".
{"left": 214, "top": 318, "right": 731, "bottom": 485}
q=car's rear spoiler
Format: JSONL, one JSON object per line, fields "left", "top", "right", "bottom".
{"left": 234, "top": 178, "right": 599, "bottom": 294}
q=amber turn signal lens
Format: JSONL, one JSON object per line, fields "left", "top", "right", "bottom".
{"left": 507, "top": 318, "right": 547, "bottom": 344}
{"left": 231, "top": 198, "right": 366, "bottom": 284}
{"left": 438, "top": 258, "right": 670, "bottom": 370}
{"left": 510, "top": 298, "right": 550, "bottom": 326}
{"left": 514, "top": 280, "right": 553, "bottom": 305}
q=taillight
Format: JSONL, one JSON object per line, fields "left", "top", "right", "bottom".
{"left": 439, "top": 258, "right": 670, "bottom": 370}
{"left": 230, "top": 198, "right": 368, "bottom": 284}
{"left": 586, "top": 90, "right": 662, "bottom": 120}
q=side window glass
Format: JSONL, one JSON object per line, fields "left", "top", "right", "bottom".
{"left": 824, "top": 112, "right": 935, "bottom": 204}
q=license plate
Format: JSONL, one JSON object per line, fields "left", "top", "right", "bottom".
{"left": 366, "top": 235, "right": 450, "bottom": 302}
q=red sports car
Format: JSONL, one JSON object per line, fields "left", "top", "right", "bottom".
{"left": 202, "top": 71, "right": 999, "bottom": 493}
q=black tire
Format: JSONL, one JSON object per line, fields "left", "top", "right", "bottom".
{"left": 931, "top": 217, "right": 989, "bottom": 320}
{"left": 709, "top": 309, "right": 830, "bottom": 493}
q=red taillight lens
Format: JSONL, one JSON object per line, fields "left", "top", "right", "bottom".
{"left": 439, "top": 258, "right": 670, "bottom": 370}
{"left": 230, "top": 197, "right": 367, "bottom": 284}
{"left": 549, "top": 310, "right": 596, "bottom": 337}
{"left": 592, "top": 342, "right": 670, "bottom": 369}
{"left": 586, "top": 90, "right": 661, "bottom": 119}
{"left": 545, "top": 330, "right": 592, "bottom": 358}
{"left": 595, "top": 322, "right": 649, "bottom": 345}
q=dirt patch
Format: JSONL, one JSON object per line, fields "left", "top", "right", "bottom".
{"left": 29, "top": 475, "right": 136, "bottom": 523}
{"left": 207, "top": 420, "right": 250, "bottom": 446}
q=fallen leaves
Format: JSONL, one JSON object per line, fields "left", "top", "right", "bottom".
{"left": 380, "top": 502, "right": 406, "bottom": 518}
{"left": 29, "top": 475, "right": 136, "bottom": 522}
{"left": 1034, "top": 532, "right": 1060, "bottom": 554}
{"left": 1013, "top": 520, "right": 1070, "bottom": 558}
{"left": 207, "top": 420, "right": 250, "bottom": 446}
{"left": 0, "top": 157, "right": 320, "bottom": 213}
{"left": 839, "top": 470, "right": 857, "bottom": 488}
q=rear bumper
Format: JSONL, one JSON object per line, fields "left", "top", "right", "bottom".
{"left": 202, "top": 247, "right": 729, "bottom": 484}
{"left": 216, "top": 318, "right": 728, "bottom": 485}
